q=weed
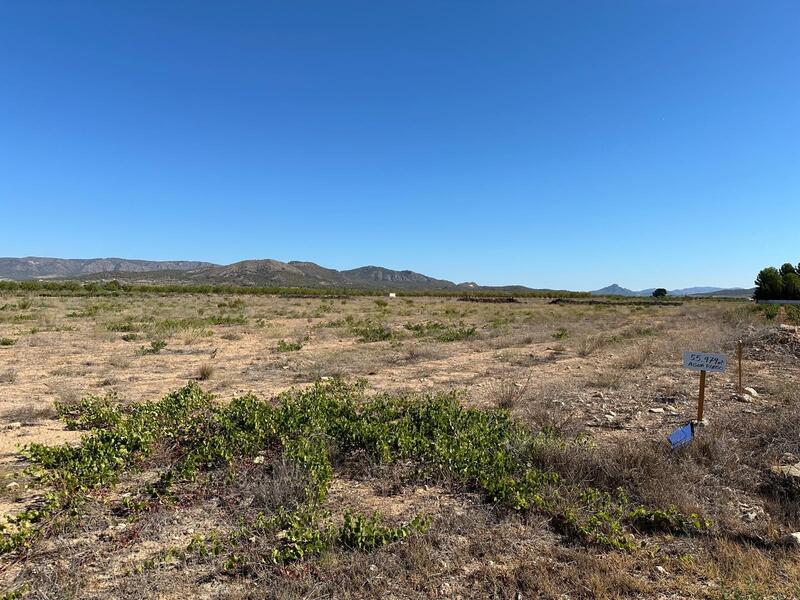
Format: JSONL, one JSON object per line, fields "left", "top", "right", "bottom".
{"left": 137, "top": 340, "right": 167, "bottom": 355}
{"left": 404, "top": 321, "right": 476, "bottom": 342}
{"left": 621, "top": 342, "right": 654, "bottom": 369}
{"left": 552, "top": 327, "right": 569, "bottom": 340}
{"left": 0, "top": 337, "right": 16, "bottom": 346}
{"left": 352, "top": 321, "right": 393, "bottom": 343}
{"left": 492, "top": 377, "right": 531, "bottom": 411}
{"left": 758, "top": 305, "right": 780, "bottom": 320}
{"left": 107, "top": 321, "right": 139, "bottom": 333}
{"left": 197, "top": 364, "right": 214, "bottom": 380}
{"left": 2, "top": 380, "right": 708, "bottom": 562}
{"left": 276, "top": 340, "right": 303, "bottom": 353}
{"left": 785, "top": 305, "right": 800, "bottom": 325}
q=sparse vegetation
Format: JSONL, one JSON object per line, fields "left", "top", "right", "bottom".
{"left": 351, "top": 320, "right": 393, "bottom": 342}
{"left": 404, "top": 321, "right": 476, "bottom": 341}
{"left": 197, "top": 364, "right": 214, "bottom": 380}
{"left": 137, "top": 339, "right": 167, "bottom": 355}
{"left": 2, "top": 379, "right": 709, "bottom": 568}
{"left": 276, "top": 339, "right": 303, "bottom": 352}
{"left": 0, "top": 290, "right": 795, "bottom": 598}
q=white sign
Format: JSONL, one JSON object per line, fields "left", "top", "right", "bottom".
{"left": 683, "top": 352, "right": 726, "bottom": 372}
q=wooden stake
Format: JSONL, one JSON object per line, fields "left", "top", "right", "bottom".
{"left": 696, "top": 369, "right": 706, "bottom": 422}
{"left": 737, "top": 340, "right": 743, "bottom": 394}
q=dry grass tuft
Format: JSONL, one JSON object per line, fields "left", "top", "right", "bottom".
{"left": 491, "top": 376, "right": 531, "bottom": 411}
{"left": 197, "top": 363, "right": 214, "bottom": 380}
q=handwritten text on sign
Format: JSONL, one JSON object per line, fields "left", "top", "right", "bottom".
{"left": 683, "top": 352, "right": 726, "bottom": 372}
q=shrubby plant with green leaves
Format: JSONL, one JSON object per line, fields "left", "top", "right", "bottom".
{"left": 1, "top": 379, "right": 709, "bottom": 569}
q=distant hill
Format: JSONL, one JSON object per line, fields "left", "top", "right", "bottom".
{"left": 0, "top": 257, "right": 215, "bottom": 280}
{"left": 590, "top": 283, "right": 736, "bottom": 297}
{"left": 690, "top": 287, "right": 755, "bottom": 298}
{"left": 590, "top": 284, "right": 638, "bottom": 296}
{"left": 1, "top": 256, "right": 549, "bottom": 292}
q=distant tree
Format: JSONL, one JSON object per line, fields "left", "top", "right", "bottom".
{"left": 783, "top": 272, "right": 800, "bottom": 300}
{"left": 780, "top": 263, "right": 797, "bottom": 276}
{"left": 754, "top": 267, "right": 783, "bottom": 301}
{"left": 652, "top": 288, "right": 668, "bottom": 298}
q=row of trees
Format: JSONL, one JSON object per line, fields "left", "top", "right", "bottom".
{"left": 754, "top": 262, "right": 800, "bottom": 301}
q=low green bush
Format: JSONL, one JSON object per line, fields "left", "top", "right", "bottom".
{"left": 1, "top": 380, "right": 709, "bottom": 565}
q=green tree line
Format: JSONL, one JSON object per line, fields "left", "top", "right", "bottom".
{"left": 754, "top": 262, "right": 800, "bottom": 301}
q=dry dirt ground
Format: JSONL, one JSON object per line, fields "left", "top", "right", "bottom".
{"left": 0, "top": 293, "right": 799, "bottom": 599}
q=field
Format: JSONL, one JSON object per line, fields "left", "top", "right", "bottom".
{"left": 1, "top": 292, "right": 799, "bottom": 599}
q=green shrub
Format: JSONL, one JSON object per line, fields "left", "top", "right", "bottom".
{"left": 403, "top": 321, "right": 476, "bottom": 342}
{"left": 107, "top": 321, "right": 139, "bottom": 332}
{"left": 785, "top": 305, "right": 800, "bottom": 325}
{"left": 351, "top": 321, "right": 393, "bottom": 342}
{"left": 759, "top": 305, "right": 780, "bottom": 320}
{"left": 2, "top": 379, "right": 709, "bottom": 563}
{"left": 137, "top": 339, "right": 167, "bottom": 355}
{"left": 276, "top": 340, "right": 303, "bottom": 353}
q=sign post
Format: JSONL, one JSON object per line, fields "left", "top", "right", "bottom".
{"left": 683, "top": 352, "right": 726, "bottom": 424}
{"left": 737, "top": 340, "right": 743, "bottom": 395}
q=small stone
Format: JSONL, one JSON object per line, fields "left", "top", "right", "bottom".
{"left": 253, "top": 455, "right": 265, "bottom": 464}
{"left": 772, "top": 463, "right": 800, "bottom": 478}
{"left": 6, "top": 482, "right": 19, "bottom": 489}
{"left": 369, "top": 564, "right": 377, "bottom": 572}
{"left": 744, "top": 387, "right": 759, "bottom": 398}
{"left": 7, "top": 422, "right": 22, "bottom": 430}
{"left": 654, "top": 566, "right": 669, "bottom": 576}
{"left": 649, "top": 407, "right": 665, "bottom": 414}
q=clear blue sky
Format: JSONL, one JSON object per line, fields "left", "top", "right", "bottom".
{"left": 1, "top": 1, "right": 798, "bottom": 290}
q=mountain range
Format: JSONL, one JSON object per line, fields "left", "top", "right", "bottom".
{"left": 590, "top": 283, "right": 754, "bottom": 298}
{"left": 0, "top": 256, "right": 534, "bottom": 292}
{"left": 0, "top": 257, "right": 751, "bottom": 296}
{"left": 0, "top": 257, "right": 213, "bottom": 280}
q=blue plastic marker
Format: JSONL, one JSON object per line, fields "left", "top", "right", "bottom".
{"left": 667, "top": 422, "right": 694, "bottom": 450}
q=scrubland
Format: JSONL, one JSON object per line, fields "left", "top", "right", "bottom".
{"left": 1, "top": 292, "right": 799, "bottom": 599}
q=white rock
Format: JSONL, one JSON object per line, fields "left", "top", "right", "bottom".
{"left": 772, "top": 463, "right": 800, "bottom": 478}
{"left": 6, "top": 422, "right": 22, "bottom": 430}
{"left": 654, "top": 566, "right": 669, "bottom": 576}
{"left": 744, "top": 387, "right": 759, "bottom": 398}
{"left": 649, "top": 407, "right": 665, "bottom": 414}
